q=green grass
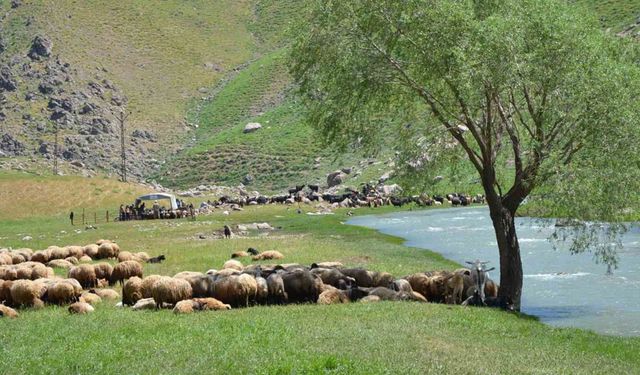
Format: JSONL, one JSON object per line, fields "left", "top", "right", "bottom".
{"left": 570, "top": 0, "right": 640, "bottom": 30}
{"left": 1, "top": 197, "right": 639, "bottom": 373}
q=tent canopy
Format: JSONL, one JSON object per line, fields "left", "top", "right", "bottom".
{"left": 136, "top": 193, "right": 178, "bottom": 210}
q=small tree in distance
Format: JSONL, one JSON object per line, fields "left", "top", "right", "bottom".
{"left": 290, "top": 0, "right": 640, "bottom": 309}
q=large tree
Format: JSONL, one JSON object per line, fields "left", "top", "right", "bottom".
{"left": 290, "top": 0, "right": 640, "bottom": 309}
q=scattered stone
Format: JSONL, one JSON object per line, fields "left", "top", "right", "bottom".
{"left": 243, "top": 122, "right": 262, "bottom": 133}
{"left": 28, "top": 36, "right": 53, "bottom": 60}
{"left": 242, "top": 174, "right": 254, "bottom": 185}
{"left": 341, "top": 167, "right": 352, "bottom": 175}
{"left": 327, "top": 170, "right": 347, "bottom": 188}
{"left": 21, "top": 236, "right": 32, "bottom": 241}
{"left": 379, "top": 171, "right": 392, "bottom": 183}
{"left": 0, "top": 133, "right": 25, "bottom": 156}
{"left": 11, "top": 0, "right": 22, "bottom": 8}
{"left": 0, "top": 66, "right": 17, "bottom": 91}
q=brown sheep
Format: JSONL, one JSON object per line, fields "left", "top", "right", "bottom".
{"left": 444, "top": 273, "right": 465, "bottom": 305}
{"left": 193, "top": 297, "right": 231, "bottom": 311}
{"left": 341, "top": 268, "right": 375, "bottom": 287}
{"left": 173, "top": 271, "right": 204, "bottom": 279}
{"left": 80, "top": 292, "right": 102, "bottom": 305}
{"left": 151, "top": 277, "right": 193, "bottom": 308}
{"left": 251, "top": 250, "right": 284, "bottom": 261}
{"left": 49, "top": 246, "right": 70, "bottom": 260}
{"left": 0, "top": 266, "right": 18, "bottom": 280}
{"left": 109, "top": 260, "right": 142, "bottom": 285}
{"left": 0, "top": 304, "right": 18, "bottom": 318}
{"left": 64, "top": 256, "right": 79, "bottom": 265}
{"left": 255, "top": 276, "right": 268, "bottom": 305}
{"left": 231, "top": 251, "right": 249, "bottom": 258}
{"left": 93, "top": 263, "right": 114, "bottom": 282}
{"left": 0, "top": 280, "right": 14, "bottom": 306}
{"left": 68, "top": 264, "right": 98, "bottom": 288}
{"left": 359, "top": 295, "right": 381, "bottom": 303}
{"left": 210, "top": 274, "right": 257, "bottom": 308}
{"left": 266, "top": 272, "right": 287, "bottom": 304}
{"left": 310, "top": 268, "right": 355, "bottom": 289}
{"left": 484, "top": 279, "right": 498, "bottom": 298}
{"left": 132, "top": 298, "right": 156, "bottom": 310}
{"left": 46, "top": 280, "right": 81, "bottom": 305}
{"left": 47, "top": 259, "right": 74, "bottom": 269}
{"left": 30, "top": 251, "right": 49, "bottom": 264}
{"left": 97, "top": 243, "right": 118, "bottom": 259}
{"left": 182, "top": 275, "right": 212, "bottom": 298}
{"left": 141, "top": 275, "right": 162, "bottom": 298}
{"left": 84, "top": 244, "right": 99, "bottom": 259}
{"left": 10, "top": 279, "right": 46, "bottom": 308}
{"left": 30, "top": 263, "right": 53, "bottom": 280}
{"left": 311, "top": 261, "right": 343, "bottom": 269}
{"left": 91, "top": 288, "right": 119, "bottom": 301}
{"left": 223, "top": 259, "right": 243, "bottom": 271}
{"left": 10, "top": 253, "right": 26, "bottom": 264}
{"left": 78, "top": 255, "right": 93, "bottom": 264}
{"left": 281, "top": 269, "right": 321, "bottom": 303}
{"left": 173, "top": 299, "right": 198, "bottom": 314}
{"left": 390, "top": 279, "right": 413, "bottom": 294}
{"left": 65, "top": 246, "right": 85, "bottom": 259}
{"left": 0, "top": 252, "right": 12, "bottom": 266}
{"left": 122, "top": 276, "right": 143, "bottom": 306}
{"left": 372, "top": 272, "right": 395, "bottom": 287}
{"left": 117, "top": 251, "right": 134, "bottom": 263}
{"left": 68, "top": 301, "right": 94, "bottom": 314}
{"left": 318, "top": 289, "right": 350, "bottom": 305}
{"left": 405, "top": 273, "right": 431, "bottom": 300}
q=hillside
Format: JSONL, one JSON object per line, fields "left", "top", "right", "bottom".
{"left": 0, "top": 0, "right": 638, "bottom": 192}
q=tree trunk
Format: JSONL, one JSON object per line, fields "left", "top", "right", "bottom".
{"left": 488, "top": 203, "right": 523, "bottom": 311}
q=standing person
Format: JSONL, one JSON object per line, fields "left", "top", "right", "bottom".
{"left": 153, "top": 200, "right": 160, "bottom": 219}
{"left": 69, "top": 211, "right": 74, "bottom": 226}
{"left": 119, "top": 205, "right": 125, "bottom": 221}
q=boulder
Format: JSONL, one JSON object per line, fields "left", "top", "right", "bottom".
{"left": 0, "top": 133, "right": 25, "bottom": 156}
{"left": 327, "top": 170, "right": 347, "bottom": 188}
{"left": 28, "top": 36, "right": 53, "bottom": 60}
{"left": 0, "top": 66, "right": 17, "bottom": 91}
{"left": 243, "top": 122, "right": 262, "bottom": 133}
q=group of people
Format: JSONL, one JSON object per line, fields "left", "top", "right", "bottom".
{"left": 118, "top": 199, "right": 194, "bottom": 221}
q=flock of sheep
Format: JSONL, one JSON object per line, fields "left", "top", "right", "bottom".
{"left": 0, "top": 239, "right": 508, "bottom": 319}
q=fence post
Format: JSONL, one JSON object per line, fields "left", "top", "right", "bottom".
{"left": 82, "top": 208, "right": 85, "bottom": 225}
{"left": 94, "top": 212, "right": 97, "bottom": 224}
{"left": 106, "top": 211, "right": 109, "bottom": 223}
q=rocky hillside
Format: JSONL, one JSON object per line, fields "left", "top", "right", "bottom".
{"left": 0, "top": 0, "right": 638, "bottom": 192}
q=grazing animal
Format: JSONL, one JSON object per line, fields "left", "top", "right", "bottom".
{"left": 193, "top": 297, "right": 231, "bottom": 311}
{"left": 0, "top": 304, "right": 18, "bottom": 318}
{"left": 173, "top": 299, "right": 198, "bottom": 314}
{"left": 45, "top": 280, "right": 81, "bottom": 305}
{"left": 281, "top": 269, "right": 321, "bottom": 303}
{"left": 93, "top": 263, "right": 114, "bottom": 283}
{"left": 141, "top": 275, "right": 162, "bottom": 298}
{"left": 231, "top": 251, "right": 249, "bottom": 258}
{"left": 123, "top": 276, "right": 144, "bottom": 306}
{"left": 266, "top": 273, "right": 287, "bottom": 304}
{"left": 151, "top": 277, "right": 193, "bottom": 308}
{"left": 110, "top": 260, "right": 143, "bottom": 286}
{"left": 247, "top": 248, "right": 260, "bottom": 256}
{"left": 132, "top": 297, "right": 157, "bottom": 310}
{"left": 251, "top": 250, "right": 284, "bottom": 261}
{"left": 318, "top": 288, "right": 350, "bottom": 305}
{"left": 444, "top": 273, "right": 465, "bottom": 305}
{"left": 68, "top": 264, "right": 98, "bottom": 288}
{"left": 68, "top": 302, "right": 94, "bottom": 314}
{"left": 223, "top": 225, "right": 232, "bottom": 239}
{"left": 209, "top": 274, "right": 257, "bottom": 308}
{"left": 223, "top": 259, "right": 243, "bottom": 271}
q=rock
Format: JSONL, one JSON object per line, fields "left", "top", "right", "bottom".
{"left": 11, "top": 0, "right": 21, "bottom": 8}
{"left": 24, "top": 92, "right": 36, "bottom": 101}
{"left": 38, "top": 81, "right": 56, "bottom": 94}
{"left": 341, "top": 167, "right": 352, "bottom": 175}
{"left": 71, "top": 160, "right": 85, "bottom": 168}
{"left": 0, "top": 133, "right": 25, "bottom": 156}
{"left": 0, "top": 38, "right": 6, "bottom": 54}
{"left": 243, "top": 122, "right": 262, "bottom": 133}
{"left": 256, "top": 223, "right": 273, "bottom": 230}
{"left": 433, "top": 175, "right": 444, "bottom": 182}
{"left": 28, "top": 36, "right": 53, "bottom": 60}
{"left": 22, "top": 236, "right": 32, "bottom": 241}
{"left": 0, "top": 66, "right": 17, "bottom": 91}
{"left": 379, "top": 171, "right": 392, "bottom": 183}
{"left": 381, "top": 184, "right": 403, "bottom": 196}
{"left": 242, "top": 174, "right": 254, "bottom": 185}
{"left": 327, "top": 170, "right": 347, "bottom": 188}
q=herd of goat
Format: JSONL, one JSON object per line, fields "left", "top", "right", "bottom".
{"left": 0, "top": 240, "right": 512, "bottom": 318}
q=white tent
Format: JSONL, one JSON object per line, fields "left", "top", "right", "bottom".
{"left": 136, "top": 193, "right": 178, "bottom": 210}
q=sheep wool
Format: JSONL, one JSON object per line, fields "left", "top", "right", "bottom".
{"left": 110, "top": 260, "right": 143, "bottom": 286}
{"left": 0, "top": 304, "right": 19, "bottom": 318}
{"left": 151, "top": 277, "right": 192, "bottom": 308}
{"left": 68, "top": 264, "right": 98, "bottom": 288}
{"left": 68, "top": 302, "right": 94, "bottom": 314}
{"left": 122, "top": 276, "right": 143, "bottom": 306}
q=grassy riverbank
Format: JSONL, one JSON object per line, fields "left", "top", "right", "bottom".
{"left": 1, "top": 202, "right": 639, "bottom": 374}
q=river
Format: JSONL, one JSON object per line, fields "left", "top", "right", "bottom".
{"left": 348, "top": 207, "right": 640, "bottom": 337}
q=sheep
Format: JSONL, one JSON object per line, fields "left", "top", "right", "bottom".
{"left": 96, "top": 239, "right": 111, "bottom": 246}
{"left": 444, "top": 273, "right": 465, "bottom": 305}
{"left": 365, "top": 287, "right": 424, "bottom": 302}
{"left": 84, "top": 244, "right": 99, "bottom": 259}
{"left": 266, "top": 272, "right": 287, "bottom": 304}
{"left": 68, "top": 301, "right": 94, "bottom": 314}
{"left": 181, "top": 274, "right": 212, "bottom": 298}
{"left": 117, "top": 251, "right": 134, "bottom": 263}
{"left": 10, "top": 279, "right": 46, "bottom": 308}
{"left": 251, "top": 250, "right": 284, "bottom": 261}
{"left": 68, "top": 264, "right": 97, "bottom": 288}
{"left": 93, "top": 263, "right": 114, "bottom": 282}
{"left": 151, "top": 277, "right": 192, "bottom": 308}
{"left": 141, "top": 275, "right": 162, "bottom": 298}
{"left": 30, "top": 250, "right": 49, "bottom": 264}
{"left": 359, "top": 295, "right": 381, "bottom": 303}
{"left": 231, "top": 251, "right": 249, "bottom": 258}
{"left": 281, "top": 269, "right": 321, "bottom": 303}
{"left": 311, "top": 262, "right": 343, "bottom": 269}
{"left": 90, "top": 288, "right": 119, "bottom": 301}
{"left": 46, "top": 280, "right": 81, "bottom": 305}
{"left": 109, "top": 260, "right": 142, "bottom": 285}
{"left": 31, "top": 263, "right": 53, "bottom": 280}
{"left": 10, "top": 253, "right": 26, "bottom": 265}
{"left": 0, "top": 303, "right": 19, "bottom": 318}
{"left": 209, "top": 274, "right": 257, "bottom": 308}
{"left": 47, "top": 259, "right": 74, "bottom": 269}
{"left": 318, "top": 288, "right": 350, "bottom": 305}
{"left": 66, "top": 246, "right": 85, "bottom": 259}
{"left": 0, "top": 266, "right": 17, "bottom": 280}
{"left": 390, "top": 279, "right": 413, "bottom": 294}
{"left": 78, "top": 255, "right": 93, "bottom": 263}
{"left": 174, "top": 271, "right": 204, "bottom": 279}
{"left": 0, "top": 252, "right": 12, "bottom": 266}
{"left": 341, "top": 268, "right": 374, "bottom": 287}
{"left": 80, "top": 292, "right": 102, "bottom": 305}
{"left": 97, "top": 243, "right": 118, "bottom": 259}
{"left": 223, "top": 259, "right": 243, "bottom": 271}
{"left": 193, "top": 297, "right": 231, "bottom": 311}
{"left": 132, "top": 297, "right": 156, "bottom": 310}
{"left": 0, "top": 280, "right": 14, "bottom": 306}
{"left": 49, "top": 246, "right": 70, "bottom": 260}
{"left": 310, "top": 268, "right": 355, "bottom": 290}
{"left": 64, "top": 256, "right": 79, "bottom": 265}
{"left": 173, "top": 299, "right": 198, "bottom": 314}
{"left": 484, "top": 279, "right": 498, "bottom": 298}
{"left": 255, "top": 276, "right": 268, "bottom": 305}
{"left": 122, "top": 276, "right": 143, "bottom": 306}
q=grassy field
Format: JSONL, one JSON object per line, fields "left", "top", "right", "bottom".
{"left": 1, "top": 185, "right": 639, "bottom": 373}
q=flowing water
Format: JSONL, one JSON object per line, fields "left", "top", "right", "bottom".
{"left": 348, "top": 207, "right": 640, "bottom": 337}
